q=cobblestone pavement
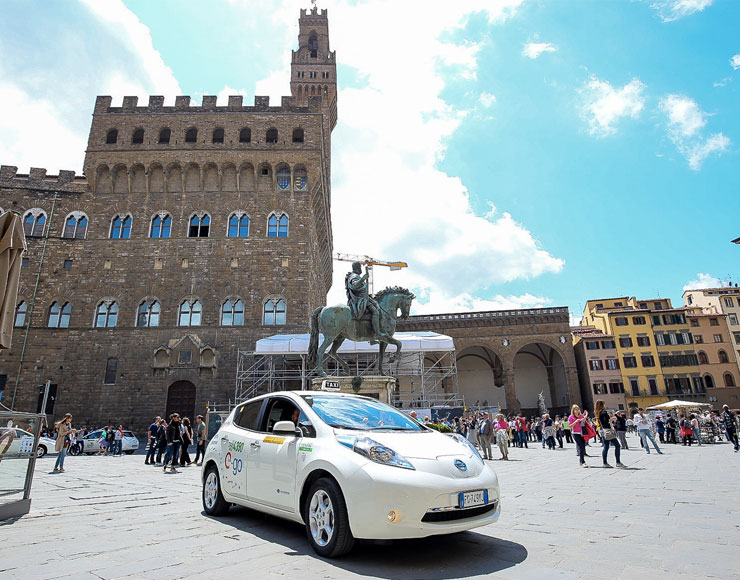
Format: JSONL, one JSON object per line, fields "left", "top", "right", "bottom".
{"left": 1, "top": 435, "right": 739, "bottom": 580}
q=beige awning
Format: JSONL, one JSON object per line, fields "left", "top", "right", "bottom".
{"left": 0, "top": 212, "right": 27, "bottom": 349}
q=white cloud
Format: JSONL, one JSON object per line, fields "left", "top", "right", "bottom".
{"left": 731, "top": 54, "right": 740, "bottom": 70}
{"left": 683, "top": 273, "right": 722, "bottom": 291}
{"left": 650, "top": 0, "right": 713, "bottom": 22}
{"left": 0, "top": 0, "right": 181, "bottom": 173}
{"left": 252, "top": 0, "right": 561, "bottom": 315}
{"left": 580, "top": 76, "right": 646, "bottom": 137}
{"left": 478, "top": 92, "right": 497, "bottom": 108}
{"left": 660, "top": 94, "right": 705, "bottom": 137}
{"left": 659, "top": 94, "right": 730, "bottom": 170}
{"left": 522, "top": 42, "right": 557, "bottom": 59}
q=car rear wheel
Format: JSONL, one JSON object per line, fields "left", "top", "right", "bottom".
{"left": 202, "top": 465, "right": 229, "bottom": 516}
{"left": 36, "top": 445, "right": 47, "bottom": 458}
{"left": 304, "top": 477, "right": 355, "bottom": 558}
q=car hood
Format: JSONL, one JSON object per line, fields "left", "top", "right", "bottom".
{"left": 343, "top": 430, "right": 471, "bottom": 460}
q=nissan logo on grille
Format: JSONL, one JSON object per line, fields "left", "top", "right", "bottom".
{"left": 454, "top": 459, "right": 467, "bottom": 472}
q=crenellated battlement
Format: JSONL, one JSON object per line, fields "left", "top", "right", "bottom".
{"left": 94, "top": 94, "right": 326, "bottom": 115}
{"left": 299, "top": 7, "right": 328, "bottom": 19}
{"left": 0, "top": 165, "right": 87, "bottom": 192}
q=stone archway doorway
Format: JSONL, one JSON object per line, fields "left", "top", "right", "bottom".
{"left": 456, "top": 346, "right": 505, "bottom": 409}
{"left": 513, "top": 343, "right": 569, "bottom": 415}
{"left": 166, "top": 380, "right": 196, "bottom": 420}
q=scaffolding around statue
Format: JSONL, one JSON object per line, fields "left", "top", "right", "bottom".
{"left": 235, "top": 331, "right": 462, "bottom": 408}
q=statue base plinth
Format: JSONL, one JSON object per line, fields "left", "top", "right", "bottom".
{"left": 310, "top": 376, "right": 396, "bottom": 405}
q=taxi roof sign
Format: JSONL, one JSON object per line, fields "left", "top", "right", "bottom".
{"left": 321, "top": 380, "right": 341, "bottom": 391}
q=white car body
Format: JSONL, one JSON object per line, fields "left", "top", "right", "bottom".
{"left": 82, "top": 429, "right": 140, "bottom": 454}
{"left": 201, "top": 391, "right": 500, "bottom": 553}
{"left": 0, "top": 428, "right": 56, "bottom": 458}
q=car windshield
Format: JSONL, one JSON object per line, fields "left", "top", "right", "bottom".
{"left": 301, "top": 395, "right": 423, "bottom": 432}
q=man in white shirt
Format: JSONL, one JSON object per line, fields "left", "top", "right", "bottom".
{"left": 634, "top": 409, "right": 662, "bottom": 455}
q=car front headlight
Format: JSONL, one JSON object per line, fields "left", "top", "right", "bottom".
{"left": 337, "top": 435, "right": 415, "bottom": 470}
{"left": 450, "top": 433, "right": 484, "bottom": 465}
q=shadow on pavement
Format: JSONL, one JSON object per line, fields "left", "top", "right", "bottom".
{"left": 212, "top": 506, "right": 527, "bottom": 579}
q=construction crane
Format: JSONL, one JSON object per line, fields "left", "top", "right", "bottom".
{"left": 334, "top": 253, "right": 408, "bottom": 295}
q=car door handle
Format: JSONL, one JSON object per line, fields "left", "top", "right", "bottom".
{"left": 250, "top": 441, "right": 261, "bottom": 449}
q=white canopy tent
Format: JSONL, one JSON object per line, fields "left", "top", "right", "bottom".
{"left": 647, "top": 400, "right": 711, "bottom": 410}
{"left": 255, "top": 331, "right": 454, "bottom": 355}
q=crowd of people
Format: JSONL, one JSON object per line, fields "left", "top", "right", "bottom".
{"left": 143, "top": 414, "right": 207, "bottom": 474}
{"left": 37, "top": 412, "right": 208, "bottom": 474}
{"left": 427, "top": 403, "right": 740, "bottom": 467}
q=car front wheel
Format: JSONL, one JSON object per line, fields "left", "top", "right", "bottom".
{"left": 124, "top": 450, "right": 134, "bottom": 455}
{"left": 36, "top": 445, "right": 47, "bottom": 458}
{"left": 202, "top": 465, "right": 229, "bottom": 516}
{"left": 304, "top": 477, "right": 356, "bottom": 558}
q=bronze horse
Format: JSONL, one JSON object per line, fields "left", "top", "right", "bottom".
{"left": 307, "top": 287, "right": 414, "bottom": 377}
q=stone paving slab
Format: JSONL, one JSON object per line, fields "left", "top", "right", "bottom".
{"left": 1, "top": 435, "right": 739, "bottom": 579}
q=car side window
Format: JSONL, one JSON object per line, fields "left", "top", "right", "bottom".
{"left": 234, "top": 400, "right": 264, "bottom": 431}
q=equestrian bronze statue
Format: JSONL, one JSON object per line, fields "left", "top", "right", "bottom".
{"left": 308, "top": 263, "right": 414, "bottom": 377}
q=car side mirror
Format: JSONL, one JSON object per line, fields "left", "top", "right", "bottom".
{"left": 273, "top": 421, "right": 299, "bottom": 436}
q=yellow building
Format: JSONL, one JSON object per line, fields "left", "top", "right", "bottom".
{"left": 582, "top": 297, "right": 706, "bottom": 414}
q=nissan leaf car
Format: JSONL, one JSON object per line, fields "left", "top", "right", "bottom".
{"left": 201, "top": 390, "right": 501, "bottom": 557}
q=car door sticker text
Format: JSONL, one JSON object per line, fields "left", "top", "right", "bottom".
{"left": 263, "top": 436, "right": 285, "bottom": 444}
{"left": 224, "top": 451, "right": 243, "bottom": 475}
{"left": 228, "top": 441, "right": 244, "bottom": 453}
{"left": 299, "top": 445, "right": 312, "bottom": 452}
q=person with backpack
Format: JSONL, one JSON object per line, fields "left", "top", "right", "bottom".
{"left": 162, "top": 414, "right": 183, "bottom": 473}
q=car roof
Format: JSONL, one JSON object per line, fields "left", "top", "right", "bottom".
{"left": 244, "top": 390, "right": 379, "bottom": 403}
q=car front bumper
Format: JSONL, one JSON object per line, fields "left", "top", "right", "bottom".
{"left": 342, "top": 460, "right": 501, "bottom": 540}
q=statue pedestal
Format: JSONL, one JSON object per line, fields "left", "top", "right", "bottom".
{"left": 310, "top": 376, "right": 396, "bottom": 405}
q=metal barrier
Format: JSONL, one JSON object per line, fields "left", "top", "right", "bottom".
{"left": 0, "top": 410, "right": 44, "bottom": 520}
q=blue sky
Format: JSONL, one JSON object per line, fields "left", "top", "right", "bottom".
{"left": 1, "top": 0, "right": 738, "bottom": 321}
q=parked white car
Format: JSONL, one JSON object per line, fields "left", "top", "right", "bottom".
{"left": 0, "top": 427, "right": 56, "bottom": 458}
{"left": 201, "top": 390, "right": 501, "bottom": 557}
{"left": 82, "top": 429, "right": 139, "bottom": 454}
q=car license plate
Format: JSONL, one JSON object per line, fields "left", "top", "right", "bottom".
{"left": 459, "top": 489, "right": 488, "bottom": 508}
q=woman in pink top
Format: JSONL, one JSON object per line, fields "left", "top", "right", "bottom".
{"left": 568, "top": 404, "right": 589, "bottom": 468}
{"left": 494, "top": 414, "right": 509, "bottom": 460}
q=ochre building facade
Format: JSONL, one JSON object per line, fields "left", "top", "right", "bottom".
{"left": 0, "top": 8, "right": 336, "bottom": 429}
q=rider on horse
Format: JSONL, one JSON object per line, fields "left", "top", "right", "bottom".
{"left": 345, "top": 262, "right": 389, "bottom": 344}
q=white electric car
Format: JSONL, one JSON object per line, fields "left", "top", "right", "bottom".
{"left": 201, "top": 390, "right": 501, "bottom": 557}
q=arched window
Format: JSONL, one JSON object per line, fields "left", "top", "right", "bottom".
{"left": 158, "top": 128, "right": 171, "bottom": 144}
{"left": 698, "top": 351, "right": 709, "bottom": 365}
{"left": 150, "top": 214, "right": 172, "bottom": 238}
{"left": 23, "top": 210, "right": 47, "bottom": 237}
{"left": 724, "top": 373, "right": 736, "bottom": 387}
{"left": 106, "top": 129, "right": 118, "bottom": 144}
{"left": 14, "top": 301, "right": 27, "bottom": 327}
{"left": 266, "top": 128, "right": 278, "bottom": 144}
{"left": 179, "top": 300, "right": 202, "bottom": 326}
{"left": 95, "top": 301, "right": 118, "bottom": 328}
{"left": 292, "top": 128, "right": 304, "bottom": 143}
{"left": 227, "top": 213, "right": 249, "bottom": 238}
{"left": 309, "top": 33, "right": 318, "bottom": 58}
{"left": 48, "top": 301, "right": 71, "bottom": 328}
{"left": 221, "top": 299, "right": 245, "bottom": 326}
{"left": 263, "top": 299, "right": 286, "bottom": 326}
{"left": 104, "top": 357, "right": 118, "bottom": 385}
{"left": 188, "top": 214, "right": 210, "bottom": 238}
{"left": 212, "top": 128, "right": 224, "bottom": 144}
{"left": 719, "top": 350, "right": 729, "bottom": 364}
{"left": 267, "top": 213, "right": 289, "bottom": 237}
{"left": 109, "top": 215, "right": 132, "bottom": 239}
{"left": 239, "top": 127, "right": 251, "bottom": 143}
{"left": 62, "top": 212, "right": 88, "bottom": 239}
{"left": 294, "top": 166, "right": 307, "bottom": 191}
{"left": 185, "top": 127, "right": 198, "bottom": 143}
{"left": 705, "top": 374, "right": 715, "bottom": 389}
{"left": 132, "top": 128, "right": 144, "bottom": 144}
{"left": 137, "top": 300, "right": 161, "bottom": 327}
{"left": 276, "top": 166, "right": 291, "bottom": 190}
